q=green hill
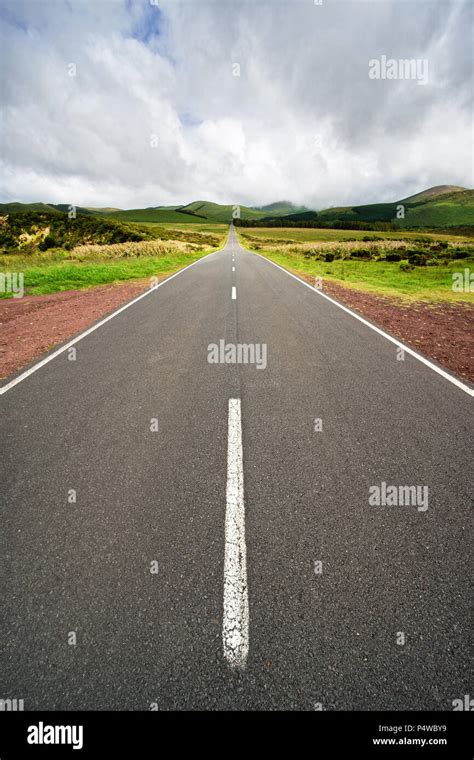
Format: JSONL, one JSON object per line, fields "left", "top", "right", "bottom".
{"left": 393, "top": 190, "right": 474, "bottom": 228}
{"left": 97, "top": 206, "right": 204, "bottom": 224}
{"left": 400, "top": 185, "right": 466, "bottom": 203}
{"left": 251, "top": 201, "right": 309, "bottom": 216}
{"left": 101, "top": 200, "right": 307, "bottom": 224}
{"left": 0, "top": 202, "right": 62, "bottom": 214}
{"left": 318, "top": 187, "right": 474, "bottom": 228}
{"left": 177, "top": 201, "right": 264, "bottom": 222}
{"left": 89, "top": 201, "right": 266, "bottom": 224}
{"left": 2, "top": 187, "right": 472, "bottom": 229}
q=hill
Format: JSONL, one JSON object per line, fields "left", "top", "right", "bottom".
{"left": 0, "top": 202, "right": 63, "bottom": 214}
{"left": 94, "top": 200, "right": 278, "bottom": 224}
{"left": 251, "top": 201, "right": 309, "bottom": 216}
{"left": 400, "top": 185, "right": 466, "bottom": 203}
{"left": 88, "top": 200, "right": 312, "bottom": 224}
{"left": 317, "top": 187, "right": 474, "bottom": 229}
{"left": 2, "top": 186, "right": 472, "bottom": 229}
{"left": 96, "top": 206, "right": 204, "bottom": 224}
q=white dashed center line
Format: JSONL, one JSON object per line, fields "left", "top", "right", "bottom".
{"left": 223, "top": 398, "right": 249, "bottom": 669}
{"left": 231, "top": 286, "right": 237, "bottom": 300}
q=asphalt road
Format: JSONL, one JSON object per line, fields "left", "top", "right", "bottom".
{"left": 1, "top": 226, "right": 472, "bottom": 710}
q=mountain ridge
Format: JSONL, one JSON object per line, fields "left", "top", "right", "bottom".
{"left": 1, "top": 186, "right": 472, "bottom": 228}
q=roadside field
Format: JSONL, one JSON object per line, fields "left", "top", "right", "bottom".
{"left": 237, "top": 227, "right": 474, "bottom": 243}
{"left": 237, "top": 229, "right": 474, "bottom": 302}
{"left": 141, "top": 221, "right": 229, "bottom": 236}
{"left": 0, "top": 224, "right": 229, "bottom": 298}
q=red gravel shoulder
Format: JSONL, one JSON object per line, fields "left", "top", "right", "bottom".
{"left": 299, "top": 274, "right": 474, "bottom": 384}
{"left": 0, "top": 280, "right": 151, "bottom": 379}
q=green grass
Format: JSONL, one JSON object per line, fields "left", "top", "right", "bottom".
{"left": 0, "top": 252, "right": 210, "bottom": 297}
{"left": 141, "top": 221, "right": 229, "bottom": 236}
{"left": 238, "top": 227, "right": 473, "bottom": 243}
{"left": 254, "top": 251, "right": 473, "bottom": 302}
{"left": 236, "top": 229, "right": 474, "bottom": 302}
{"left": 0, "top": 225, "right": 229, "bottom": 297}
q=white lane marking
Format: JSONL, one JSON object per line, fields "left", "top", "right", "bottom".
{"left": 0, "top": 249, "right": 221, "bottom": 396}
{"left": 231, "top": 286, "right": 237, "bottom": 300}
{"left": 250, "top": 251, "right": 474, "bottom": 398}
{"left": 232, "top": 266, "right": 235, "bottom": 272}
{"left": 223, "top": 398, "right": 249, "bottom": 669}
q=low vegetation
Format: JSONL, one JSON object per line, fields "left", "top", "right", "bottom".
{"left": 237, "top": 228, "right": 474, "bottom": 302}
{"left": 0, "top": 211, "right": 148, "bottom": 252}
{"left": 0, "top": 211, "right": 228, "bottom": 297}
{"left": 0, "top": 211, "right": 224, "bottom": 253}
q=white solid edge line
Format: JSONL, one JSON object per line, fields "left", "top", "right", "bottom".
{"left": 231, "top": 286, "right": 237, "bottom": 300}
{"left": 223, "top": 398, "right": 249, "bottom": 669}
{"left": 251, "top": 250, "right": 474, "bottom": 398}
{"left": 0, "top": 248, "right": 220, "bottom": 396}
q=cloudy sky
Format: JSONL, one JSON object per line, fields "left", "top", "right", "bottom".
{"left": 0, "top": 0, "right": 472, "bottom": 209}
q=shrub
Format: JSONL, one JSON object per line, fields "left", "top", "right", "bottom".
{"left": 325, "top": 252, "right": 335, "bottom": 262}
{"left": 385, "top": 252, "right": 402, "bottom": 262}
{"left": 350, "top": 249, "right": 372, "bottom": 258}
{"left": 39, "top": 235, "right": 58, "bottom": 251}
{"left": 407, "top": 253, "right": 427, "bottom": 266}
{"left": 430, "top": 241, "right": 449, "bottom": 252}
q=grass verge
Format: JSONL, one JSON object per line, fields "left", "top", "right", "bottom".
{"left": 0, "top": 229, "right": 229, "bottom": 298}
{"left": 236, "top": 231, "right": 473, "bottom": 303}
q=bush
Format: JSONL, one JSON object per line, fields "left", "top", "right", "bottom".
{"left": 325, "top": 252, "right": 335, "bottom": 262}
{"left": 350, "top": 249, "right": 372, "bottom": 258}
{"left": 453, "top": 250, "right": 469, "bottom": 259}
{"left": 407, "top": 253, "right": 427, "bottom": 266}
{"left": 385, "top": 252, "right": 402, "bottom": 262}
{"left": 39, "top": 235, "right": 58, "bottom": 251}
{"left": 400, "top": 262, "right": 414, "bottom": 271}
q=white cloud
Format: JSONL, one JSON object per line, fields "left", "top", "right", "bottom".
{"left": 0, "top": 0, "right": 472, "bottom": 209}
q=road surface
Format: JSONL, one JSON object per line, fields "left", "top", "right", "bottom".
{"left": 1, "top": 226, "right": 472, "bottom": 710}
